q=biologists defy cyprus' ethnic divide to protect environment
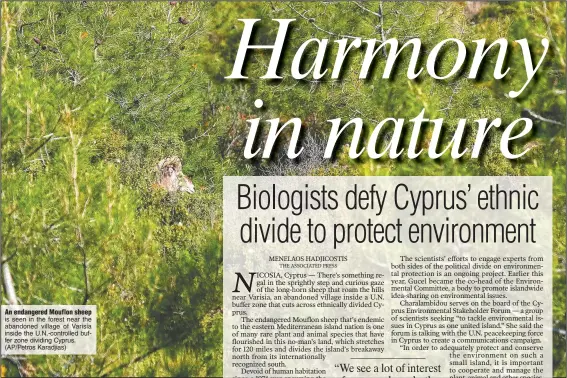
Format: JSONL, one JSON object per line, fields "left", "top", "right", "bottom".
{"left": 235, "top": 182, "right": 540, "bottom": 247}
{"left": 224, "top": 19, "right": 551, "bottom": 161}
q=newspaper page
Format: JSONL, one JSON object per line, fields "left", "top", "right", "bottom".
{"left": 1, "top": 1, "right": 565, "bottom": 377}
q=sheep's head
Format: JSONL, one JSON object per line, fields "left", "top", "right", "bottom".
{"left": 155, "top": 156, "right": 195, "bottom": 194}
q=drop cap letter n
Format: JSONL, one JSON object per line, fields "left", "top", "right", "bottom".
{"left": 233, "top": 272, "right": 256, "bottom": 293}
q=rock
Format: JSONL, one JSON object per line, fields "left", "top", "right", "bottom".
{"left": 464, "top": 2, "right": 485, "bottom": 18}
{"left": 156, "top": 156, "right": 195, "bottom": 194}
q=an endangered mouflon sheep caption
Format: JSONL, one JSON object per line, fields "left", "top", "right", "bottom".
{"left": 156, "top": 156, "right": 195, "bottom": 194}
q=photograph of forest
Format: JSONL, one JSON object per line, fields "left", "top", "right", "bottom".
{"left": 1, "top": 1, "right": 565, "bottom": 377}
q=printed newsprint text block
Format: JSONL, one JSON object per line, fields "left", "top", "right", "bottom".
{"left": 223, "top": 176, "right": 552, "bottom": 378}
{"left": 1, "top": 305, "right": 96, "bottom": 355}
